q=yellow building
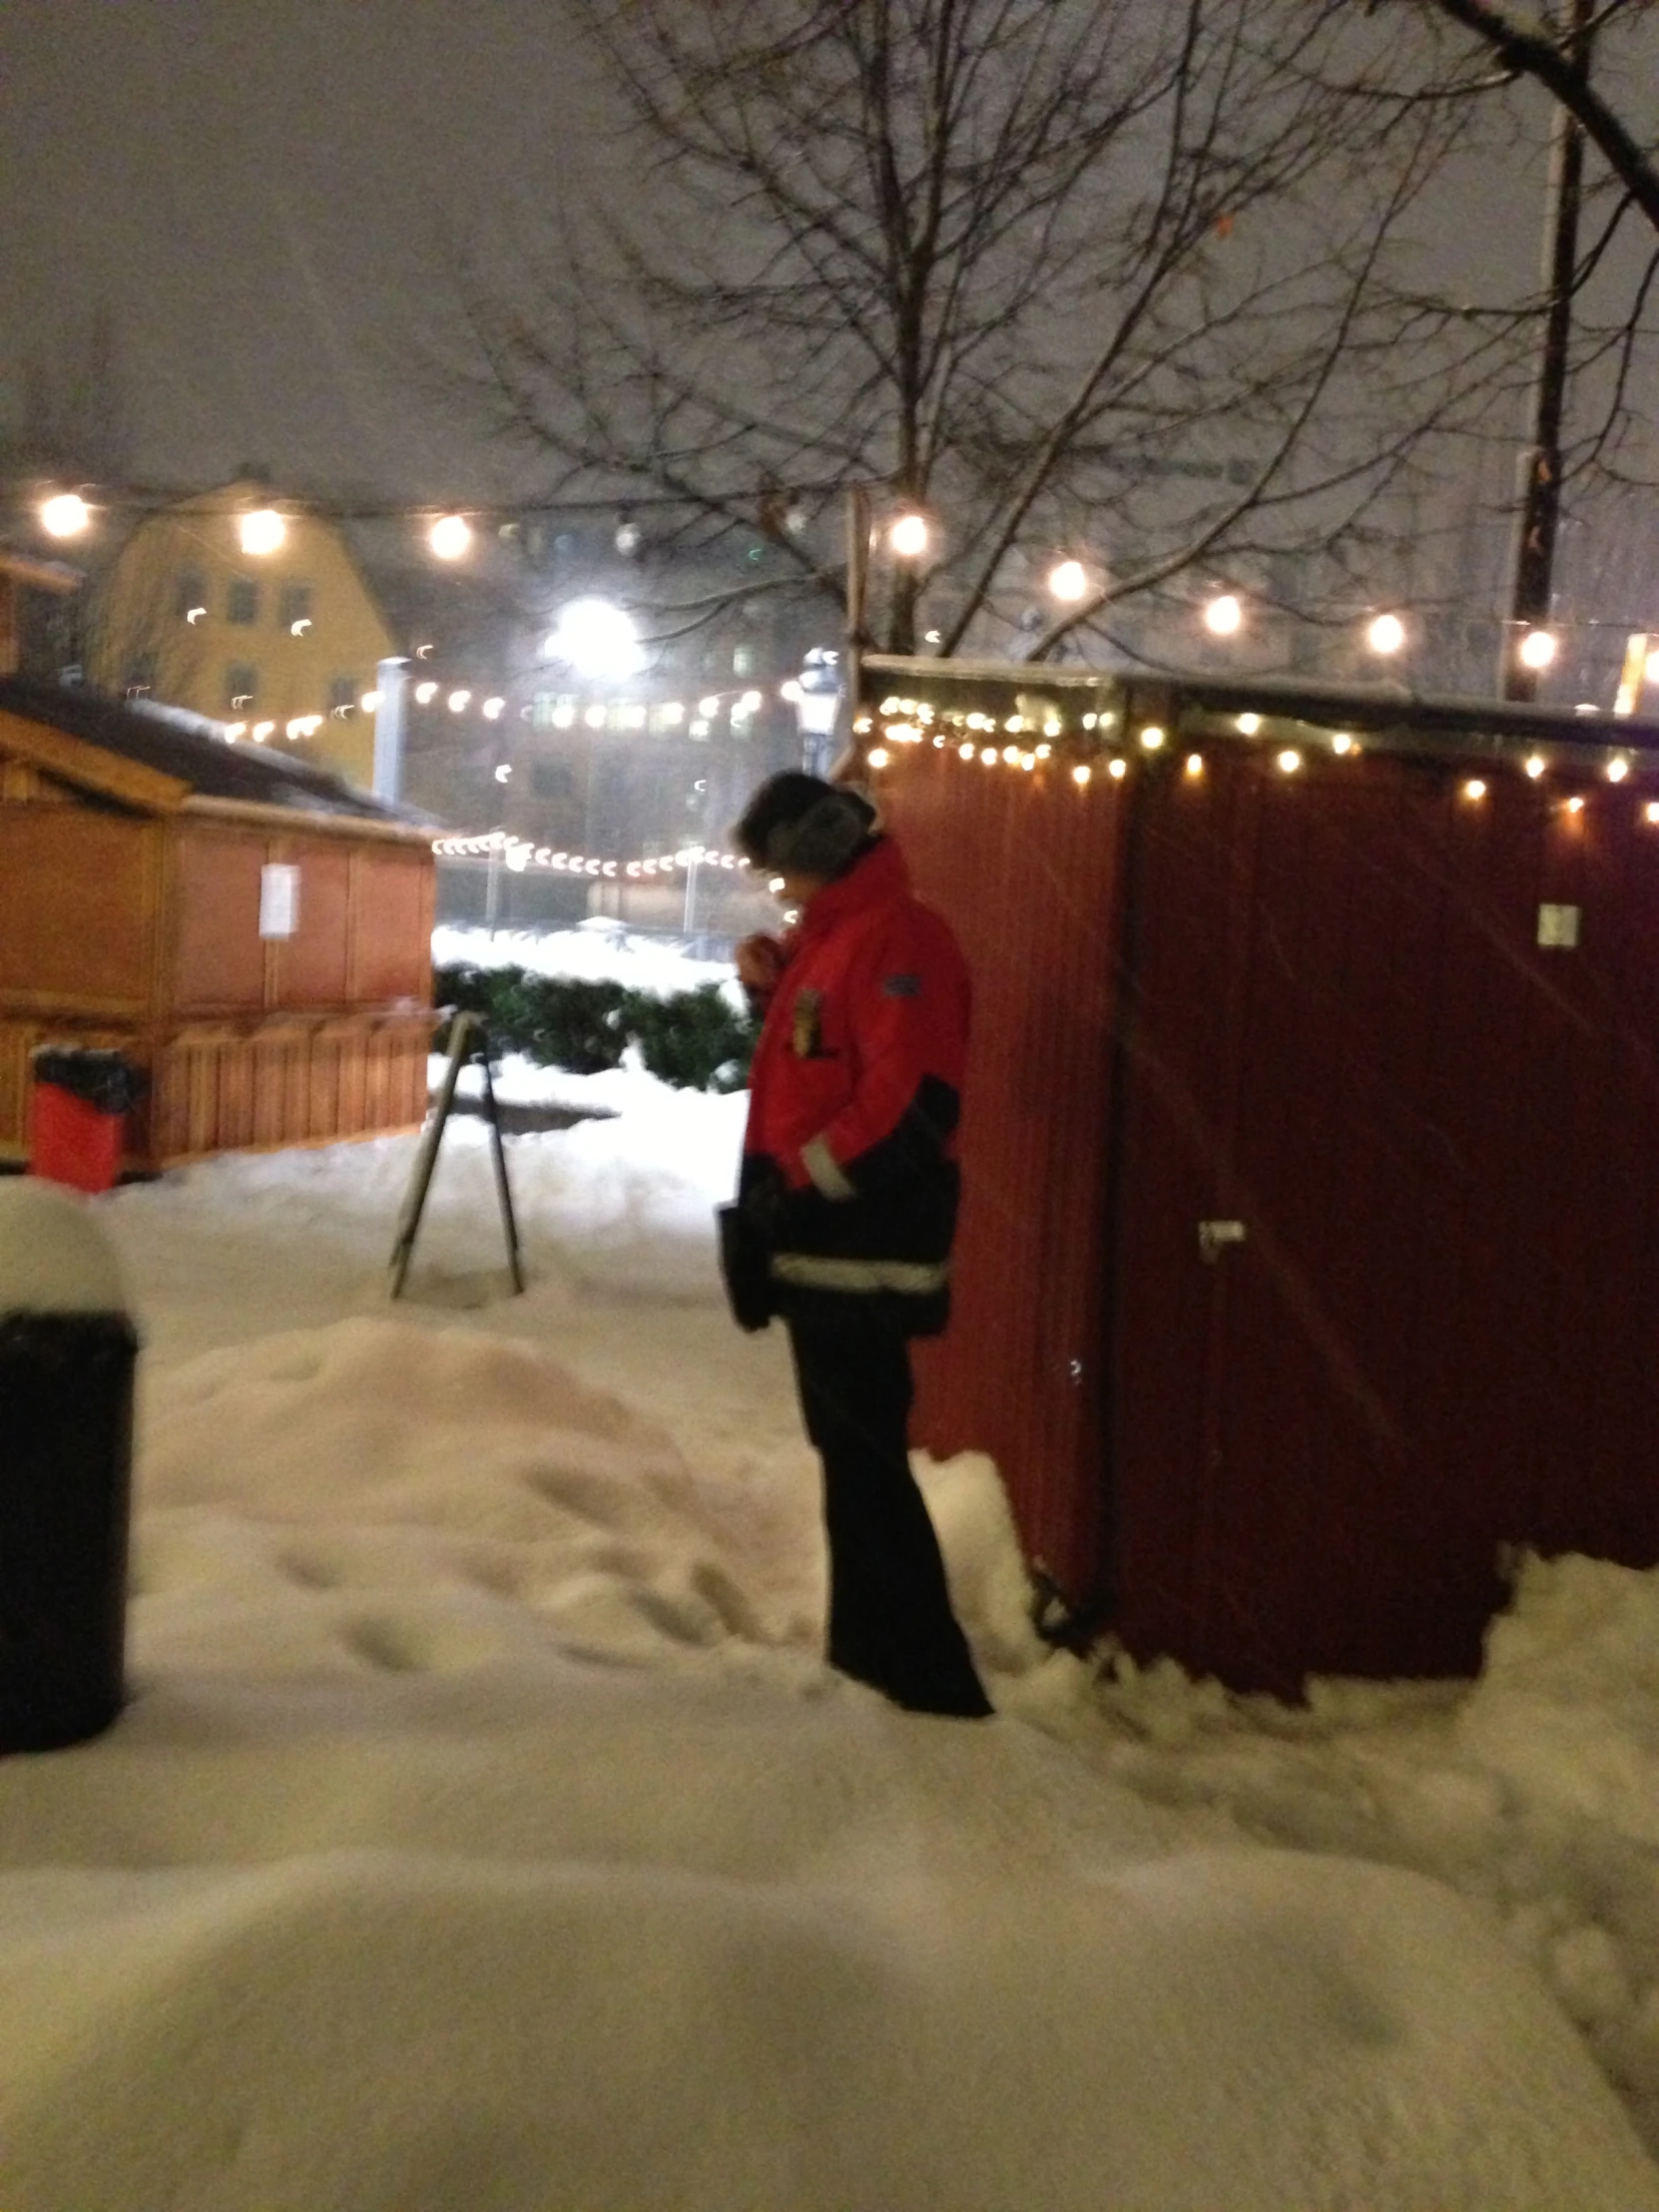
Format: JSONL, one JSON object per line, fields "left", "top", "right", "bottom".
{"left": 89, "top": 478, "right": 395, "bottom": 791}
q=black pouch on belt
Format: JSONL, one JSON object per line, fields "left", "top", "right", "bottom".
{"left": 717, "top": 1203, "right": 774, "bottom": 1333}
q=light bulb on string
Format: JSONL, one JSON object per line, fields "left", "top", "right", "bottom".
{"left": 1517, "top": 628, "right": 1557, "bottom": 672}
{"left": 39, "top": 492, "right": 90, "bottom": 538}
{"left": 239, "top": 508, "right": 285, "bottom": 556}
{"left": 887, "top": 511, "right": 930, "bottom": 559}
{"left": 1525, "top": 754, "right": 1546, "bottom": 779}
{"left": 1366, "top": 612, "right": 1406, "bottom": 656}
{"left": 1203, "top": 593, "right": 1243, "bottom": 637}
{"left": 1046, "top": 558, "right": 1089, "bottom": 603}
{"left": 428, "top": 514, "right": 472, "bottom": 561}
{"left": 1607, "top": 756, "right": 1631, "bottom": 783}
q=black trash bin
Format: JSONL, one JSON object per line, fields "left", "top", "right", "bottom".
{"left": 0, "top": 1180, "right": 136, "bottom": 1752}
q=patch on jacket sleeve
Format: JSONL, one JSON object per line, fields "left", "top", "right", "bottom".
{"left": 792, "top": 988, "right": 828, "bottom": 1057}
{"left": 881, "top": 972, "right": 922, "bottom": 998}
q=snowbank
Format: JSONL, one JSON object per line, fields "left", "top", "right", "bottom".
{"left": 0, "top": 1310, "right": 1650, "bottom": 2209}
{"left": 434, "top": 920, "right": 740, "bottom": 999}
{"left": 2, "top": 1085, "right": 1657, "bottom": 2203}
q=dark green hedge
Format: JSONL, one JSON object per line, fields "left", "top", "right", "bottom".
{"left": 434, "top": 962, "right": 760, "bottom": 1092}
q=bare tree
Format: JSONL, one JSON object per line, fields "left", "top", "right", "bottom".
{"left": 1382, "top": 0, "right": 1659, "bottom": 233}
{"left": 461, "top": 0, "right": 1497, "bottom": 664}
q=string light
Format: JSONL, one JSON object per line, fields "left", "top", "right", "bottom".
{"left": 1185, "top": 754, "right": 1205, "bottom": 778}
{"left": 1108, "top": 759, "right": 1128, "bottom": 780}
{"left": 1607, "top": 756, "right": 1630, "bottom": 783}
{"left": 1564, "top": 795, "right": 1586, "bottom": 814}
{"left": 39, "top": 492, "right": 90, "bottom": 538}
{"left": 414, "top": 681, "right": 438, "bottom": 705}
{"left": 1071, "top": 764, "right": 1092, "bottom": 786}
{"left": 1462, "top": 778, "right": 1487, "bottom": 801}
{"left": 1332, "top": 733, "right": 1356, "bottom": 755}
{"left": 866, "top": 746, "right": 890, "bottom": 768}
{"left": 1277, "top": 749, "right": 1303, "bottom": 774}
{"left": 1139, "top": 725, "right": 1166, "bottom": 751}
{"left": 1518, "top": 629, "right": 1557, "bottom": 671}
{"left": 1047, "top": 558, "right": 1089, "bottom": 603}
{"left": 428, "top": 514, "right": 473, "bottom": 560}
{"left": 1203, "top": 593, "right": 1244, "bottom": 637}
{"left": 1366, "top": 613, "right": 1406, "bottom": 655}
{"left": 887, "top": 511, "right": 930, "bottom": 559}
{"left": 238, "top": 508, "right": 286, "bottom": 556}
{"left": 1236, "top": 713, "right": 1261, "bottom": 735}
{"left": 1525, "top": 754, "right": 1546, "bottom": 779}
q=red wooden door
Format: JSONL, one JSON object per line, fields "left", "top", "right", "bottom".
{"left": 1109, "top": 743, "right": 1659, "bottom": 1691}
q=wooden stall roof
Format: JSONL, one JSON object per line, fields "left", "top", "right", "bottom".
{"left": 0, "top": 676, "right": 429, "bottom": 834}
{"left": 0, "top": 549, "right": 83, "bottom": 595}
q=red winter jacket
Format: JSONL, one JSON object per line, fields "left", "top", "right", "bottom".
{"left": 740, "top": 835, "right": 968, "bottom": 1335}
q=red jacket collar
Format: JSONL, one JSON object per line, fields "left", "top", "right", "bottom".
{"left": 793, "top": 835, "right": 910, "bottom": 939}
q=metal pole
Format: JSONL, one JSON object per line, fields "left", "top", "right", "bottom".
{"left": 683, "top": 850, "right": 701, "bottom": 939}
{"left": 484, "top": 847, "right": 502, "bottom": 939}
{"left": 372, "top": 656, "right": 410, "bottom": 802}
{"left": 832, "top": 484, "right": 871, "bottom": 783}
{"left": 1501, "top": 0, "right": 1590, "bottom": 704}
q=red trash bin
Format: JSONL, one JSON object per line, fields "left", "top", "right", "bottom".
{"left": 28, "top": 1050, "right": 144, "bottom": 1195}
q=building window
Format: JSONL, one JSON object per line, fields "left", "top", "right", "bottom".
{"left": 278, "top": 582, "right": 313, "bottom": 632}
{"left": 225, "top": 663, "right": 258, "bottom": 709}
{"left": 328, "top": 674, "right": 357, "bottom": 711}
{"left": 227, "top": 578, "right": 260, "bottom": 625}
{"left": 174, "top": 568, "right": 206, "bottom": 620}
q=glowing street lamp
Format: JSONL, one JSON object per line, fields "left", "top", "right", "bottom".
{"left": 1366, "top": 612, "right": 1406, "bottom": 656}
{"left": 541, "top": 597, "right": 645, "bottom": 684}
{"left": 428, "top": 513, "right": 472, "bottom": 561}
{"left": 39, "top": 492, "right": 90, "bottom": 539}
{"left": 239, "top": 508, "right": 286, "bottom": 557}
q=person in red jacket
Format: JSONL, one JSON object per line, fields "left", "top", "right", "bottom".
{"left": 724, "top": 772, "right": 992, "bottom": 1719}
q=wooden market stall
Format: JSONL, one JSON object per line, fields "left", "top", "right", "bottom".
{"left": 0, "top": 677, "right": 435, "bottom": 1173}
{"left": 861, "top": 655, "right": 1659, "bottom": 1692}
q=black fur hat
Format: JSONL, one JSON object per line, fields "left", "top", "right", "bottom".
{"left": 735, "top": 773, "right": 877, "bottom": 878}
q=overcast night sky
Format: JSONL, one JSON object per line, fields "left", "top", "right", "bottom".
{"left": 0, "top": 0, "right": 612, "bottom": 499}
{"left": 0, "top": 1, "right": 1595, "bottom": 529}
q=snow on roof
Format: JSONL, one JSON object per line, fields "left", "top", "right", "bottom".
{"left": 0, "top": 675, "right": 418, "bottom": 822}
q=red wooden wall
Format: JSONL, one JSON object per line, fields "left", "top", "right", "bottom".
{"left": 881, "top": 715, "right": 1659, "bottom": 1691}
{"left": 880, "top": 742, "right": 1129, "bottom": 1604}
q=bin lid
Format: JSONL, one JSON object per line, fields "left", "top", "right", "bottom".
{"left": 0, "top": 1178, "right": 129, "bottom": 1316}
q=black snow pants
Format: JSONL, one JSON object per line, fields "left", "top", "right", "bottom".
{"left": 786, "top": 1315, "right": 992, "bottom": 1719}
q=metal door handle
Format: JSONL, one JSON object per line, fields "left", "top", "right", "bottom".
{"left": 1198, "top": 1219, "right": 1247, "bottom": 1263}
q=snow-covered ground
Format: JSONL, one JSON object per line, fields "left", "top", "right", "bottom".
{"left": 6, "top": 968, "right": 1659, "bottom": 2203}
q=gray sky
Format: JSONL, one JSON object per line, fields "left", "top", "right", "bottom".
{"left": 0, "top": 0, "right": 601, "bottom": 497}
